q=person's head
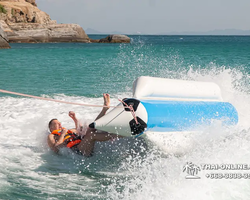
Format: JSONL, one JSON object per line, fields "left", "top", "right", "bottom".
{"left": 48, "top": 119, "right": 62, "bottom": 132}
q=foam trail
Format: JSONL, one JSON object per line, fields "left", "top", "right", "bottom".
{"left": 106, "top": 67, "right": 250, "bottom": 200}
{"left": 1, "top": 66, "right": 250, "bottom": 199}
{"left": 0, "top": 95, "right": 126, "bottom": 199}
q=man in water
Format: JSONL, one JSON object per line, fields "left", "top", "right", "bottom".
{"left": 47, "top": 93, "right": 119, "bottom": 156}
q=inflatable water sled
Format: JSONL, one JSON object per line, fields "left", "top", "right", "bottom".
{"left": 90, "top": 76, "right": 238, "bottom": 137}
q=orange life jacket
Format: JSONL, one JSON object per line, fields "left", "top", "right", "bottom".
{"left": 51, "top": 129, "right": 81, "bottom": 148}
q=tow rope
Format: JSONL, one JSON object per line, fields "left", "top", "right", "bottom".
{"left": 118, "top": 99, "right": 139, "bottom": 125}
{"left": 0, "top": 89, "right": 121, "bottom": 108}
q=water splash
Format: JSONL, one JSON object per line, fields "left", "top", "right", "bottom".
{"left": 105, "top": 65, "right": 250, "bottom": 200}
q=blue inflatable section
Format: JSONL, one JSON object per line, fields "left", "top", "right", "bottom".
{"left": 141, "top": 100, "right": 238, "bottom": 132}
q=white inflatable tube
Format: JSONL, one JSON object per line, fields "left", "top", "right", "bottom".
{"left": 89, "top": 77, "right": 238, "bottom": 137}
{"left": 133, "top": 76, "right": 223, "bottom": 102}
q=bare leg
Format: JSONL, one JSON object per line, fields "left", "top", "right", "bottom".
{"left": 77, "top": 128, "right": 118, "bottom": 156}
{"left": 95, "top": 93, "right": 110, "bottom": 121}
{"left": 77, "top": 94, "right": 121, "bottom": 156}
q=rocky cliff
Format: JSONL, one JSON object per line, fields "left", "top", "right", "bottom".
{"left": 0, "top": 0, "right": 130, "bottom": 47}
{"left": 0, "top": 19, "right": 10, "bottom": 48}
{"left": 0, "top": 0, "right": 90, "bottom": 43}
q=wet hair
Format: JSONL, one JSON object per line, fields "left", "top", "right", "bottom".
{"left": 48, "top": 118, "right": 57, "bottom": 132}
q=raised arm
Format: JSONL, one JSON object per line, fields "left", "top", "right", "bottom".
{"left": 68, "top": 111, "right": 83, "bottom": 133}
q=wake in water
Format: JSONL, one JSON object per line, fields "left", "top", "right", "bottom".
{"left": 106, "top": 66, "right": 250, "bottom": 200}
{"left": 0, "top": 65, "right": 250, "bottom": 199}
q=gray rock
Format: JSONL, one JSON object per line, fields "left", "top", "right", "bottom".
{"left": 98, "top": 34, "right": 130, "bottom": 43}
{"left": 0, "top": 0, "right": 90, "bottom": 43}
{"left": 0, "top": 1, "right": 128, "bottom": 44}
{"left": 7, "top": 23, "right": 90, "bottom": 43}
{"left": 0, "top": 20, "right": 10, "bottom": 49}
{"left": 0, "top": 36, "right": 10, "bottom": 48}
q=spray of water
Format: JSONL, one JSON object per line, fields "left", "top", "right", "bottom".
{"left": 105, "top": 65, "right": 250, "bottom": 200}
{"left": 1, "top": 42, "right": 250, "bottom": 199}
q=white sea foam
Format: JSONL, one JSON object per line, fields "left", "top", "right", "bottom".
{"left": 0, "top": 95, "right": 119, "bottom": 198}
{"left": 0, "top": 67, "right": 250, "bottom": 199}
{"left": 106, "top": 67, "right": 250, "bottom": 199}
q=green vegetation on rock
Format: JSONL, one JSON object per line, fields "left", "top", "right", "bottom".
{"left": 0, "top": 4, "right": 7, "bottom": 14}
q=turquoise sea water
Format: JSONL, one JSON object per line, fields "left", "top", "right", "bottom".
{"left": 0, "top": 35, "right": 250, "bottom": 199}
{"left": 1, "top": 35, "right": 250, "bottom": 97}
